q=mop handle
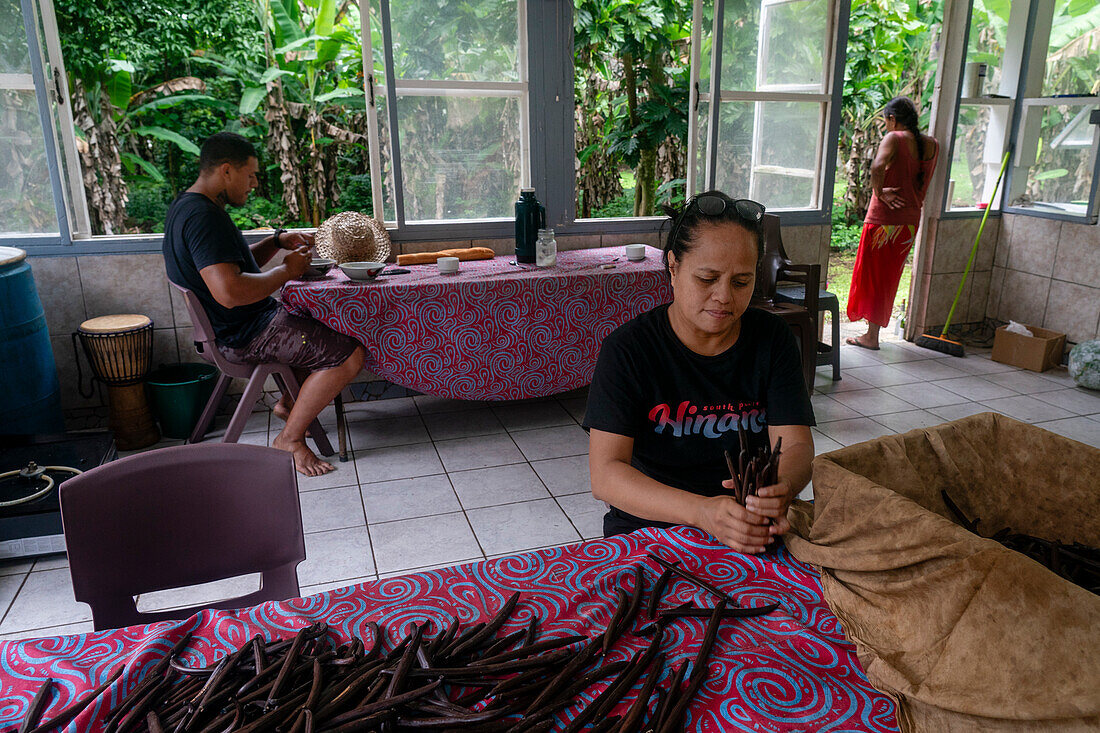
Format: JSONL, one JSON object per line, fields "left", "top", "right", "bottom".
{"left": 940, "top": 150, "right": 1011, "bottom": 337}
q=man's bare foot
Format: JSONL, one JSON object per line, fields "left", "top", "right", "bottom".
{"left": 272, "top": 432, "right": 335, "bottom": 477}
{"left": 272, "top": 395, "right": 292, "bottom": 422}
{"left": 846, "top": 334, "right": 880, "bottom": 350}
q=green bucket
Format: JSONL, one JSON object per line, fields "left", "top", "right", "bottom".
{"left": 146, "top": 363, "right": 219, "bottom": 439}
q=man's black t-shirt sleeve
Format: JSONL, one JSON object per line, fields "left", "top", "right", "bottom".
{"left": 185, "top": 209, "right": 248, "bottom": 272}
{"left": 583, "top": 329, "right": 641, "bottom": 438}
{"left": 765, "top": 320, "right": 815, "bottom": 427}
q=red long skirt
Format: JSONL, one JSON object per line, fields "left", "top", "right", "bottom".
{"left": 846, "top": 222, "right": 917, "bottom": 328}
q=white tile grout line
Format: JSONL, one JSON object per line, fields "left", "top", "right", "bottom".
{"left": 0, "top": 572, "right": 34, "bottom": 632}
{"left": 415, "top": 398, "right": 490, "bottom": 563}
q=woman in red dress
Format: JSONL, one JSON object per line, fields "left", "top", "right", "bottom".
{"left": 846, "top": 97, "right": 939, "bottom": 350}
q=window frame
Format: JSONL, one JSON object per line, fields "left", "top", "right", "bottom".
{"left": 4, "top": 0, "right": 70, "bottom": 248}
{"left": 17, "top": 0, "right": 852, "bottom": 254}
{"left": 686, "top": 0, "right": 850, "bottom": 226}
{"left": 942, "top": 0, "right": 1100, "bottom": 225}
{"left": 367, "top": 0, "right": 532, "bottom": 233}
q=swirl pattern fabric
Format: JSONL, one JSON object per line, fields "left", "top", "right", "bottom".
{"left": 0, "top": 527, "right": 898, "bottom": 732}
{"left": 281, "top": 246, "right": 673, "bottom": 400}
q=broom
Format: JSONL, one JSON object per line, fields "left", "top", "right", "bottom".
{"left": 914, "top": 150, "right": 1011, "bottom": 357}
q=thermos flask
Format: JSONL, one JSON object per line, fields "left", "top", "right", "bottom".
{"left": 514, "top": 188, "right": 546, "bottom": 264}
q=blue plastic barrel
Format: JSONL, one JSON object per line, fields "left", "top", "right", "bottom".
{"left": 0, "top": 246, "right": 65, "bottom": 434}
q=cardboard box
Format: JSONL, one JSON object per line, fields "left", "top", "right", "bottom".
{"left": 991, "top": 324, "right": 1065, "bottom": 372}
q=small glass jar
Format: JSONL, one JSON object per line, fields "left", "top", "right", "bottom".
{"left": 535, "top": 228, "right": 557, "bottom": 268}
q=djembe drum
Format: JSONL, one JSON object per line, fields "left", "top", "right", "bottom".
{"left": 75, "top": 314, "right": 160, "bottom": 450}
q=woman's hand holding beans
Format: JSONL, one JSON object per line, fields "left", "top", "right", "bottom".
{"left": 696, "top": 478, "right": 794, "bottom": 554}
{"left": 695, "top": 494, "right": 772, "bottom": 554}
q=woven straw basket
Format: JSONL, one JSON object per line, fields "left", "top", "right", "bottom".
{"left": 315, "top": 211, "right": 392, "bottom": 264}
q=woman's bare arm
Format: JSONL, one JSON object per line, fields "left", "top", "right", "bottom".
{"left": 871, "top": 133, "right": 905, "bottom": 209}
{"left": 588, "top": 428, "right": 775, "bottom": 553}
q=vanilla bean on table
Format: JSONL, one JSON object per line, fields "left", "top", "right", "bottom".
{"left": 13, "top": 549, "right": 782, "bottom": 732}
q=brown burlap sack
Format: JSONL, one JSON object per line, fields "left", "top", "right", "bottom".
{"left": 786, "top": 412, "right": 1100, "bottom": 732}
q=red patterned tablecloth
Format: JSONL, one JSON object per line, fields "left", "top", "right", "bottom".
{"left": 281, "top": 246, "right": 672, "bottom": 400}
{"left": 0, "top": 527, "right": 898, "bottom": 732}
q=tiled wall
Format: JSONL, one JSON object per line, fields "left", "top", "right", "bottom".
{"left": 985, "top": 215, "right": 1100, "bottom": 345}
{"left": 25, "top": 224, "right": 830, "bottom": 422}
{"left": 913, "top": 216, "right": 1002, "bottom": 330}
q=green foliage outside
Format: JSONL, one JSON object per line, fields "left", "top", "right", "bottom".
{"left": 39, "top": 0, "right": 1100, "bottom": 237}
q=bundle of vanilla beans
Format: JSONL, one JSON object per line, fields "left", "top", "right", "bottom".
{"left": 723, "top": 422, "right": 781, "bottom": 506}
{"left": 941, "top": 490, "right": 1099, "bottom": 595}
{"left": 12, "top": 554, "right": 780, "bottom": 733}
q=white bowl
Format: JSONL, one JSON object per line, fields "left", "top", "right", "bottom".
{"left": 437, "top": 256, "right": 460, "bottom": 274}
{"left": 340, "top": 261, "right": 387, "bottom": 281}
{"left": 305, "top": 258, "right": 337, "bottom": 277}
{"left": 625, "top": 244, "right": 646, "bottom": 261}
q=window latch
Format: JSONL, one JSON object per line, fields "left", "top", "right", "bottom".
{"left": 1089, "top": 108, "right": 1100, "bottom": 126}
{"left": 693, "top": 82, "right": 699, "bottom": 112}
{"left": 53, "top": 68, "right": 65, "bottom": 106}
{"left": 367, "top": 75, "right": 375, "bottom": 107}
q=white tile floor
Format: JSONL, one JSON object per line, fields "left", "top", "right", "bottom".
{"left": 2, "top": 335, "right": 1098, "bottom": 640}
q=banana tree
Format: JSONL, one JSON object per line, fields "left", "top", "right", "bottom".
{"left": 68, "top": 57, "right": 231, "bottom": 233}
{"left": 240, "top": 0, "right": 368, "bottom": 226}
{"left": 575, "top": 0, "right": 691, "bottom": 217}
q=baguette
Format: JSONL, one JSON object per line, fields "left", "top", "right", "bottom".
{"left": 397, "top": 247, "right": 495, "bottom": 266}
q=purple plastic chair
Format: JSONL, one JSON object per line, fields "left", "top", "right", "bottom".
{"left": 172, "top": 282, "right": 345, "bottom": 459}
{"left": 60, "top": 443, "right": 306, "bottom": 630}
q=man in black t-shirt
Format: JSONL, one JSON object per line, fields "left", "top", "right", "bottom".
{"left": 163, "top": 132, "right": 365, "bottom": 476}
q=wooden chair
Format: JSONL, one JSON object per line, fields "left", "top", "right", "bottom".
{"left": 752, "top": 214, "right": 822, "bottom": 391}
{"left": 60, "top": 444, "right": 305, "bottom": 630}
{"left": 172, "top": 283, "right": 347, "bottom": 461}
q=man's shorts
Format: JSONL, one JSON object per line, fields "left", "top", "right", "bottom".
{"left": 218, "top": 307, "right": 361, "bottom": 371}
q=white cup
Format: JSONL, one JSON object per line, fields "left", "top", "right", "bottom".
{"left": 437, "top": 256, "right": 460, "bottom": 274}
{"left": 625, "top": 244, "right": 646, "bottom": 261}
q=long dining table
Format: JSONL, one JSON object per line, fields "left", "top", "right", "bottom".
{"left": 281, "top": 246, "right": 673, "bottom": 401}
{"left": 0, "top": 526, "right": 899, "bottom": 732}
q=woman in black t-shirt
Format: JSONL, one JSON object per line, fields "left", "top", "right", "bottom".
{"left": 583, "top": 191, "right": 815, "bottom": 553}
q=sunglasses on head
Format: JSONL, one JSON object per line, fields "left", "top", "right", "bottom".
{"left": 669, "top": 192, "right": 765, "bottom": 245}
{"left": 690, "top": 192, "right": 765, "bottom": 221}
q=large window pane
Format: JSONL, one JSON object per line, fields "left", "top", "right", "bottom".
{"left": 0, "top": 0, "right": 58, "bottom": 237}
{"left": 714, "top": 100, "right": 820, "bottom": 209}
{"left": 396, "top": 95, "right": 521, "bottom": 221}
{"left": 1043, "top": 5, "right": 1100, "bottom": 97}
{"left": 721, "top": 0, "right": 828, "bottom": 93}
{"left": 1, "top": 0, "right": 30, "bottom": 74}
{"left": 946, "top": 102, "right": 1010, "bottom": 212}
{"left": 963, "top": 1, "right": 1008, "bottom": 96}
{"left": 0, "top": 88, "right": 58, "bottom": 235}
{"left": 388, "top": 0, "right": 518, "bottom": 82}
{"left": 574, "top": 2, "right": 691, "bottom": 219}
{"left": 714, "top": 102, "right": 752, "bottom": 198}
{"left": 1011, "top": 102, "right": 1099, "bottom": 217}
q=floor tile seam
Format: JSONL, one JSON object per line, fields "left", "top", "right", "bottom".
{"left": 545, "top": 492, "right": 588, "bottom": 544}
{"left": 502, "top": 422, "right": 579, "bottom": 435}
{"left": 827, "top": 389, "right": 925, "bottom": 417}
{"left": 376, "top": 556, "right": 487, "bottom": 579}
{"left": 299, "top": 576, "right": 379, "bottom": 594}
{"left": 299, "top": 570, "right": 381, "bottom": 588}
{"left": 0, "top": 621, "right": 93, "bottom": 639}
{"left": 426, "top": 437, "right": 489, "bottom": 561}
{"left": 425, "top": 428, "right": 508, "bottom": 442}
{"left": 455, "top": 488, "right": 558, "bottom": 514}
{"left": 440, "top": 459, "right": 529, "bottom": 476}
{"left": 298, "top": 481, "right": 360, "bottom": 494}
{"left": 378, "top": 552, "right": 486, "bottom": 577}
{"left": 484, "top": 538, "right": 589, "bottom": 560}
{"left": 0, "top": 572, "right": 31, "bottom": 627}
